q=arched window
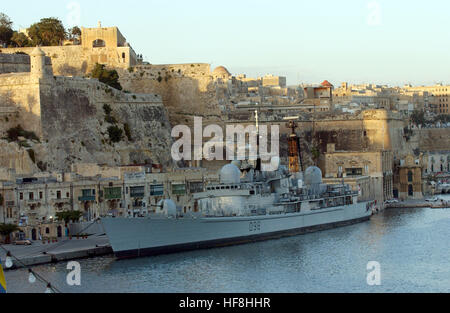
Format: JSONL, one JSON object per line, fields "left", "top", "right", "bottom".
{"left": 92, "top": 39, "right": 106, "bottom": 48}
{"left": 407, "top": 171, "right": 413, "bottom": 182}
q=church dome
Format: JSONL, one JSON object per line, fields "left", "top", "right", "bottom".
{"left": 304, "top": 166, "right": 323, "bottom": 185}
{"left": 220, "top": 163, "right": 241, "bottom": 184}
{"left": 213, "top": 66, "right": 231, "bottom": 77}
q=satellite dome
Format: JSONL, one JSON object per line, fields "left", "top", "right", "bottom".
{"left": 304, "top": 166, "right": 323, "bottom": 185}
{"left": 158, "top": 199, "right": 177, "bottom": 217}
{"left": 220, "top": 163, "right": 241, "bottom": 184}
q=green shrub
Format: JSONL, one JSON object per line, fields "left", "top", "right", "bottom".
{"left": 91, "top": 63, "right": 122, "bottom": 90}
{"left": 103, "top": 104, "right": 112, "bottom": 115}
{"left": 107, "top": 126, "right": 123, "bottom": 143}
{"left": 6, "top": 125, "right": 39, "bottom": 142}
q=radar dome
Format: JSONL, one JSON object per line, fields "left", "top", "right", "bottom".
{"left": 304, "top": 166, "right": 323, "bottom": 185}
{"left": 220, "top": 163, "right": 241, "bottom": 184}
{"left": 158, "top": 199, "right": 177, "bottom": 217}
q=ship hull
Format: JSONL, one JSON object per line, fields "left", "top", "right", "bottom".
{"left": 102, "top": 202, "right": 372, "bottom": 259}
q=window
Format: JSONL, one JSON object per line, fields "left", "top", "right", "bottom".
{"left": 346, "top": 168, "right": 363, "bottom": 177}
{"left": 150, "top": 185, "right": 164, "bottom": 196}
{"left": 92, "top": 39, "right": 106, "bottom": 48}
{"left": 39, "top": 191, "right": 43, "bottom": 199}
{"left": 66, "top": 192, "right": 70, "bottom": 198}
{"left": 172, "top": 184, "right": 186, "bottom": 196}
{"left": 29, "top": 192, "right": 34, "bottom": 200}
{"left": 408, "top": 171, "right": 413, "bottom": 182}
{"left": 57, "top": 191, "right": 61, "bottom": 200}
{"left": 20, "top": 193, "right": 23, "bottom": 200}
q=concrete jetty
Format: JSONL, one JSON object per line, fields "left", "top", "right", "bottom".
{"left": 0, "top": 235, "right": 112, "bottom": 270}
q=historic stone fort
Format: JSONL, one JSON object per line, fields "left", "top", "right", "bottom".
{"left": 0, "top": 23, "right": 449, "bottom": 205}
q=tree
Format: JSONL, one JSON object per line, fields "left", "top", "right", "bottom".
{"left": 68, "top": 26, "right": 81, "bottom": 42}
{"left": 410, "top": 109, "right": 425, "bottom": 127}
{"left": 0, "top": 13, "right": 13, "bottom": 47}
{"left": 0, "top": 224, "right": 19, "bottom": 243}
{"left": 28, "top": 17, "right": 66, "bottom": 46}
{"left": 56, "top": 211, "right": 83, "bottom": 224}
{"left": 107, "top": 126, "right": 123, "bottom": 143}
{"left": 91, "top": 63, "right": 123, "bottom": 90}
{"left": 11, "top": 31, "right": 31, "bottom": 47}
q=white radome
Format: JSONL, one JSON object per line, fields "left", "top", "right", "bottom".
{"left": 220, "top": 163, "right": 241, "bottom": 184}
{"left": 158, "top": 199, "right": 177, "bottom": 217}
{"left": 304, "top": 166, "right": 323, "bottom": 185}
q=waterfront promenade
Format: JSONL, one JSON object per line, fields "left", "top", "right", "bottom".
{"left": 0, "top": 235, "right": 112, "bottom": 269}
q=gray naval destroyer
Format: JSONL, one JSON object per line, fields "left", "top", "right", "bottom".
{"left": 102, "top": 120, "right": 374, "bottom": 259}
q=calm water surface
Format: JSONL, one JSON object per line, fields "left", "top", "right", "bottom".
{"left": 5, "top": 196, "right": 450, "bottom": 293}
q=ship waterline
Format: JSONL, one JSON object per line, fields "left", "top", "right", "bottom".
{"left": 102, "top": 202, "right": 372, "bottom": 259}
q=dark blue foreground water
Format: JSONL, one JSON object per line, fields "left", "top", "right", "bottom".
{"left": 5, "top": 198, "right": 450, "bottom": 293}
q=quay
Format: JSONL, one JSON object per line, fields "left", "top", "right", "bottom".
{"left": 385, "top": 199, "right": 450, "bottom": 209}
{"left": 0, "top": 235, "right": 112, "bottom": 270}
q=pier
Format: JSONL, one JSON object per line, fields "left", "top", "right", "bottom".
{"left": 0, "top": 235, "right": 112, "bottom": 270}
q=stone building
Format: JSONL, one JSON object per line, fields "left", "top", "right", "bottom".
{"left": 402, "top": 84, "right": 450, "bottom": 115}
{"left": 396, "top": 154, "right": 424, "bottom": 200}
{"left": 0, "top": 22, "right": 138, "bottom": 76}
{"left": 425, "top": 151, "right": 450, "bottom": 174}
{"left": 322, "top": 144, "right": 394, "bottom": 203}
{"left": 299, "top": 80, "right": 334, "bottom": 112}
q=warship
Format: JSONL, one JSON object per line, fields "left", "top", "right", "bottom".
{"left": 102, "top": 116, "right": 374, "bottom": 259}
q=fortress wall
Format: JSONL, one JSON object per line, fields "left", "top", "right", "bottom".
{"left": 119, "top": 64, "right": 223, "bottom": 126}
{"left": 0, "top": 73, "right": 42, "bottom": 136}
{"left": 417, "top": 128, "right": 450, "bottom": 152}
{"left": 0, "top": 53, "right": 30, "bottom": 73}
{"left": 0, "top": 53, "right": 52, "bottom": 75}
{"left": 38, "top": 77, "right": 174, "bottom": 171}
{"left": 0, "top": 45, "right": 133, "bottom": 77}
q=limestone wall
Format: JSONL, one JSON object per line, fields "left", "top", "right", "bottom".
{"left": 38, "top": 77, "right": 174, "bottom": 171}
{"left": 118, "top": 64, "right": 223, "bottom": 126}
{"left": 0, "top": 73, "right": 42, "bottom": 136}
{"left": 0, "top": 45, "right": 134, "bottom": 76}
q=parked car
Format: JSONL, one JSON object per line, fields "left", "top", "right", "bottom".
{"left": 13, "top": 239, "right": 32, "bottom": 246}
{"left": 426, "top": 197, "right": 439, "bottom": 202}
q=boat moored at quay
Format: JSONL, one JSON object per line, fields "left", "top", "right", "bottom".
{"left": 102, "top": 162, "right": 373, "bottom": 259}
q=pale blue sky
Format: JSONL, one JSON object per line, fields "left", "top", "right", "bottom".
{"left": 3, "top": 0, "right": 449, "bottom": 86}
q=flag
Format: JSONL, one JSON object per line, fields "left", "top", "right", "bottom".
{"left": 0, "top": 258, "right": 6, "bottom": 293}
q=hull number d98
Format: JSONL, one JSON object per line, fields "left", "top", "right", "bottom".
{"left": 249, "top": 221, "right": 261, "bottom": 232}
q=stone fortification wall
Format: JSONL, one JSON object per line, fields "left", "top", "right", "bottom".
{"left": 0, "top": 70, "right": 174, "bottom": 173}
{"left": 417, "top": 128, "right": 450, "bottom": 152}
{"left": 38, "top": 77, "right": 173, "bottom": 171}
{"left": 0, "top": 53, "right": 52, "bottom": 75}
{"left": 0, "top": 45, "right": 133, "bottom": 77}
{"left": 118, "top": 64, "right": 223, "bottom": 126}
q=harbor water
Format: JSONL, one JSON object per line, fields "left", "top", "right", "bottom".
{"left": 5, "top": 195, "right": 450, "bottom": 293}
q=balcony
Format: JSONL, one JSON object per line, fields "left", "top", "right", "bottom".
{"left": 78, "top": 196, "right": 96, "bottom": 202}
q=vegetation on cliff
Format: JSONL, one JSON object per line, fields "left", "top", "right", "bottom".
{"left": 107, "top": 125, "right": 123, "bottom": 143}
{"left": 91, "top": 63, "right": 123, "bottom": 90}
{"left": 5, "top": 125, "right": 39, "bottom": 142}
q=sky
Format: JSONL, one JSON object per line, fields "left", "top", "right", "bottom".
{"left": 2, "top": 0, "right": 449, "bottom": 86}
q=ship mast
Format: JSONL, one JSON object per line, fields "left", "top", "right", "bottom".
{"left": 284, "top": 116, "right": 304, "bottom": 173}
{"left": 255, "top": 109, "right": 262, "bottom": 172}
